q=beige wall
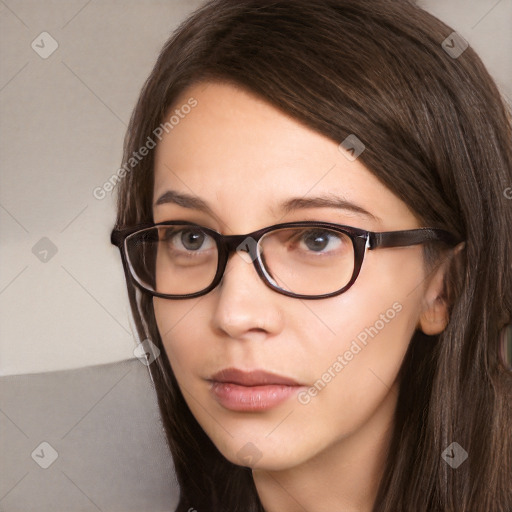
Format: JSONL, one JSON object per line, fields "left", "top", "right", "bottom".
{"left": 1, "top": 0, "right": 510, "bottom": 376}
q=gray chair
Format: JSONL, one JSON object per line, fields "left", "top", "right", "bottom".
{"left": 0, "top": 358, "right": 180, "bottom": 512}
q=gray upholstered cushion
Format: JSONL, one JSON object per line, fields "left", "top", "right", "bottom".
{"left": 0, "top": 358, "right": 179, "bottom": 512}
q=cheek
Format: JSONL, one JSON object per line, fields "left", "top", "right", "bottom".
{"left": 294, "top": 251, "right": 425, "bottom": 419}
{"left": 286, "top": 300, "right": 421, "bottom": 463}
{"left": 153, "top": 298, "right": 205, "bottom": 379}
{"left": 302, "top": 256, "right": 423, "bottom": 359}
{"left": 299, "top": 295, "right": 417, "bottom": 398}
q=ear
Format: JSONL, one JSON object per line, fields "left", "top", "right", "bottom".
{"left": 418, "top": 255, "right": 451, "bottom": 335}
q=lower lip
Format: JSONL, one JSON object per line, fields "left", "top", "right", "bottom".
{"left": 210, "top": 382, "right": 302, "bottom": 412}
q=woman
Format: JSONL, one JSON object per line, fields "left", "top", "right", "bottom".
{"left": 110, "top": 0, "right": 512, "bottom": 510}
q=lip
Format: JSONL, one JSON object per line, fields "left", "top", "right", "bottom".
{"left": 210, "top": 368, "right": 301, "bottom": 386}
{"left": 208, "top": 368, "right": 304, "bottom": 412}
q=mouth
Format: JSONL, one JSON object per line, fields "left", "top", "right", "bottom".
{"left": 207, "top": 368, "right": 305, "bottom": 412}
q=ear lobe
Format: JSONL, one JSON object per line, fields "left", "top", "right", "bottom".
{"left": 419, "top": 295, "right": 449, "bottom": 335}
{"left": 418, "top": 254, "right": 452, "bottom": 335}
{"left": 418, "top": 242, "right": 465, "bottom": 335}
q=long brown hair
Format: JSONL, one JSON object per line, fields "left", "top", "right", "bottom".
{"left": 112, "top": 1, "right": 512, "bottom": 510}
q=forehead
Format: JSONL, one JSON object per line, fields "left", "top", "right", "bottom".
{"left": 152, "top": 81, "right": 417, "bottom": 231}
{"left": 153, "top": 81, "right": 338, "bottom": 188}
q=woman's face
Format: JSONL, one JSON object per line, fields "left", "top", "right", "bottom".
{"left": 152, "top": 81, "right": 442, "bottom": 471}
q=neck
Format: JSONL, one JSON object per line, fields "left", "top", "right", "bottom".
{"left": 252, "top": 382, "right": 397, "bottom": 512}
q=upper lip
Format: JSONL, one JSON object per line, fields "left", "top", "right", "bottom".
{"left": 209, "top": 368, "right": 301, "bottom": 386}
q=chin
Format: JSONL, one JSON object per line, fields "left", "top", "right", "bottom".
{"left": 206, "top": 429, "right": 314, "bottom": 471}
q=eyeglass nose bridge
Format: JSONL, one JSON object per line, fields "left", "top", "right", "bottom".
{"left": 213, "top": 232, "right": 274, "bottom": 288}
{"left": 217, "top": 233, "right": 263, "bottom": 265}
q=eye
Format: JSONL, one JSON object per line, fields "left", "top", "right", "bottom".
{"left": 180, "top": 229, "right": 208, "bottom": 251}
{"left": 292, "top": 229, "right": 347, "bottom": 255}
{"left": 161, "top": 227, "right": 215, "bottom": 253}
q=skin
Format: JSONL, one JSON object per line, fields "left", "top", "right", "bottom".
{"left": 152, "top": 81, "right": 449, "bottom": 512}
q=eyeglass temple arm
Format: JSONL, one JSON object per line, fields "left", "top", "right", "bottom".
{"left": 111, "top": 229, "right": 124, "bottom": 247}
{"left": 110, "top": 225, "right": 151, "bottom": 247}
{"left": 368, "top": 228, "right": 461, "bottom": 249}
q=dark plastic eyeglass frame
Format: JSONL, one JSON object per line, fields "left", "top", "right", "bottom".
{"left": 111, "top": 220, "right": 461, "bottom": 300}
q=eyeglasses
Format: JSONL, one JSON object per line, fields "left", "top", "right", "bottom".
{"left": 110, "top": 220, "right": 461, "bottom": 300}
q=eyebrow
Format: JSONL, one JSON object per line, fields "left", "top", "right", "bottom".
{"left": 155, "top": 190, "right": 216, "bottom": 216}
{"left": 154, "top": 189, "right": 379, "bottom": 222}
{"left": 276, "top": 195, "right": 379, "bottom": 221}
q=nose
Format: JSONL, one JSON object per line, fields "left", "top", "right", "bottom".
{"left": 210, "top": 249, "right": 284, "bottom": 339}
